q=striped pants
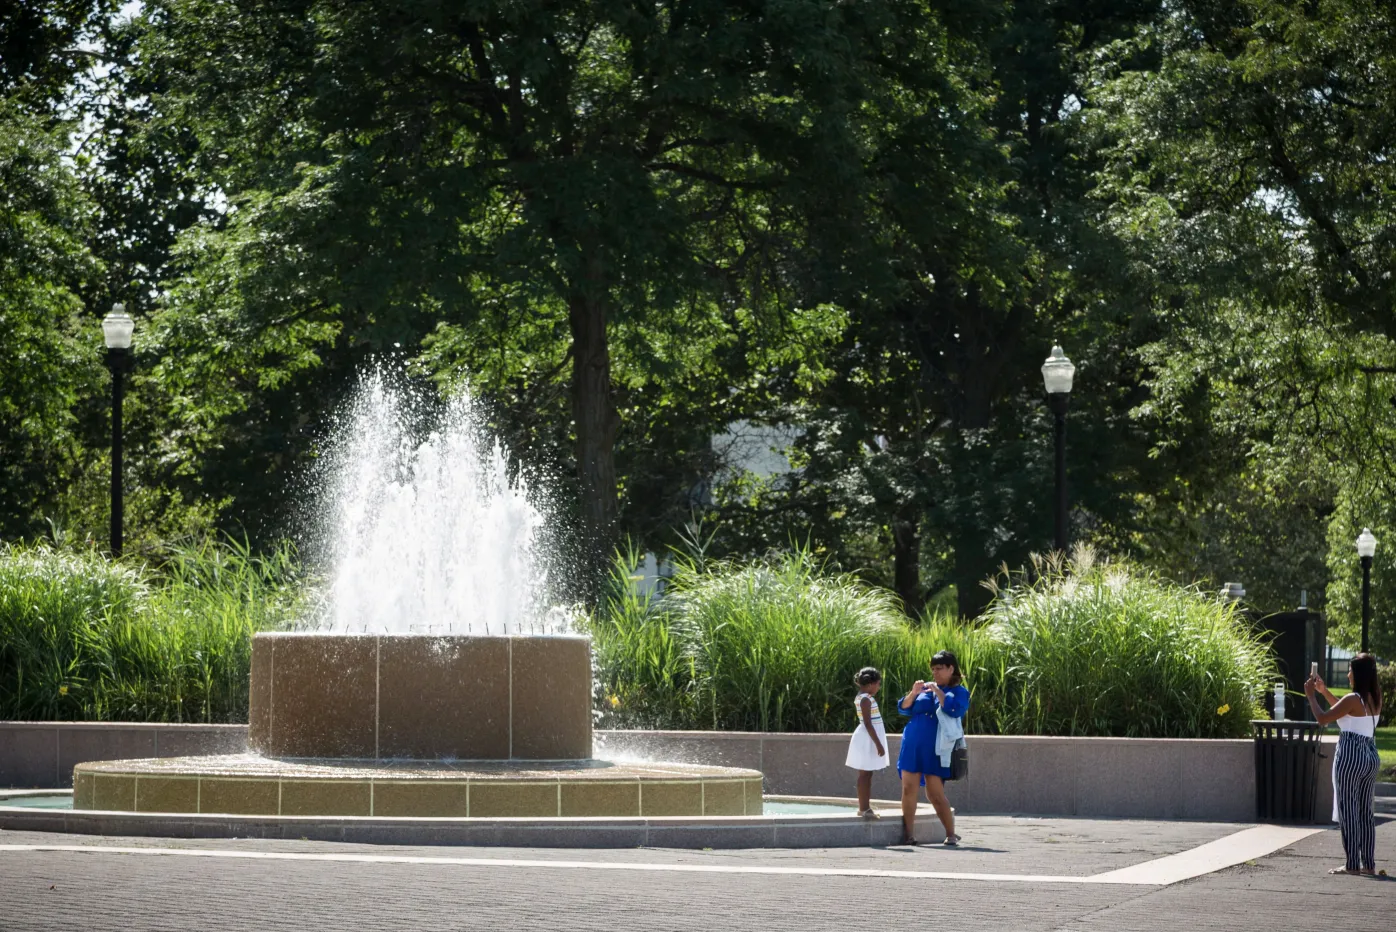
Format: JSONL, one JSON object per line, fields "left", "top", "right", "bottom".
{"left": 1334, "top": 731, "right": 1380, "bottom": 872}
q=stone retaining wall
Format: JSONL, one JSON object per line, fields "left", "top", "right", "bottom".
{"left": 0, "top": 722, "right": 247, "bottom": 789}
{"left": 0, "top": 722, "right": 1338, "bottom": 822}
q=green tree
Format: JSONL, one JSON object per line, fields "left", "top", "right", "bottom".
{"left": 0, "top": 103, "right": 104, "bottom": 537}
{"left": 1086, "top": 0, "right": 1396, "bottom": 638}
{"left": 703, "top": 0, "right": 1173, "bottom": 616}
{"left": 133, "top": 0, "right": 967, "bottom": 585}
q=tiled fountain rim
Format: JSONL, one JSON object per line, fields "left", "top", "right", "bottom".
{"left": 70, "top": 755, "right": 766, "bottom": 819}
{"left": 0, "top": 790, "right": 915, "bottom": 849}
{"left": 73, "top": 754, "right": 762, "bottom": 780}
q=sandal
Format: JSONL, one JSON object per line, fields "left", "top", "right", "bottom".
{"left": 897, "top": 832, "right": 918, "bottom": 846}
{"left": 1328, "top": 867, "right": 1361, "bottom": 875}
{"left": 858, "top": 808, "right": 881, "bottom": 820}
{"left": 944, "top": 833, "right": 961, "bottom": 847}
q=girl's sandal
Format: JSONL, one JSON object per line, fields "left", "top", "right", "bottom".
{"left": 944, "top": 833, "right": 961, "bottom": 847}
{"left": 859, "top": 809, "right": 881, "bottom": 820}
{"left": 897, "top": 832, "right": 917, "bottom": 846}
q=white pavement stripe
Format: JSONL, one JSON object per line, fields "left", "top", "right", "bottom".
{"left": 0, "top": 844, "right": 1096, "bottom": 884}
{"left": 0, "top": 823, "right": 1321, "bottom": 888}
{"left": 1088, "top": 825, "right": 1324, "bottom": 885}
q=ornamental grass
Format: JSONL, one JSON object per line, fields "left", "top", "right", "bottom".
{"left": 0, "top": 538, "right": 303, "bottom": 723}
{"left": 589, "top": 546, "right": 1273, "bottom": 737}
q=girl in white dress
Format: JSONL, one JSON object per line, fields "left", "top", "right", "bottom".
{"left": 845, "top": 667, "right": 889, "bottom": 818}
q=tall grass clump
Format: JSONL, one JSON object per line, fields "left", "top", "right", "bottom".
{"left": 590, "top": 545, "right": 919, "bottom": 732}
{"left": 588, "top": 543, "right": 697, "bottom": 728}
{"left": 0, "top": 538, "right": 306, "bottom": 723}
{"left": 590, "top": 544, "right": 1277, "bottom": 738}
{"left": 984, "top": 550, "right": 1275, "bottom": 738}
{"left": 671, "top": 550, "right": 906, "bottom": 732}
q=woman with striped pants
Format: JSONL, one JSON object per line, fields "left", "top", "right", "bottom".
{"left": 1306, "top": 654, "right": 1383, "bottom": 876}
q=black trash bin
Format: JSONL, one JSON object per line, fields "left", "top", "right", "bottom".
{"left": 1251, "top": 720, "right": 1324, "bottom": 822}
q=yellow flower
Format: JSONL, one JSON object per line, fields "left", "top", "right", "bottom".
{"left": 1216, "top": 703, "right": 1230, "bottom": 716}
{"left": 58, "top": 685, "right": 68, "bottom": 696}
{"left": 607, "top": 694, "right": 620, "bottom": 709}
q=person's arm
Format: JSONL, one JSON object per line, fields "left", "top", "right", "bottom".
{"left": 860, "top": 697, "right": 885, "bottom": 756}
{"left": 1312, "top": 674, "right": 1338, "bottom": 706}
{"left": 900, "top": 681, "right": 926, "bottom": 711}
{"left": 1306, "top": 678, "right": 1363, "bottom": 725}
{"left": 939, "top": 685, "right": 968, "bottom": 718}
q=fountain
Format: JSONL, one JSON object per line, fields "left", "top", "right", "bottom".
{"left": 70, "top": 373, "right": 762, "bottom": 819}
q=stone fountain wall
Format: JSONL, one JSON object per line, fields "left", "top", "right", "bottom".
{"left": 248, "top": 633, "right": 593, "bottom": 760}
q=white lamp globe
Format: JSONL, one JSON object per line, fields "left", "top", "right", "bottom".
{"left": 1041, "top": 345, "right": 1075, "bottom": 395}
{"left": 102, "top": 304, "right": 135, "bottom": 350}
{"left": 1357, "top": 528, "right": 1377, "bottom": 559}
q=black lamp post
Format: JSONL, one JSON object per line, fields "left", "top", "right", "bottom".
{"left": 1041, "top": 345, "right": 1075, "bottom": 552}
{"left": 1357, "top": 527, "right": 1376, "bottom": 653}
{"left": 102, "top": 305, "right": 134, "bottom": 557}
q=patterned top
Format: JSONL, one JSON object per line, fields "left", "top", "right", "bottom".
{"left": 855, "top": 692, "right": 883, "bottom": 724}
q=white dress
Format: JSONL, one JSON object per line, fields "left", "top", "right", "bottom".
{"left": 845, "top": 692, "right": 890, "bottom": 771}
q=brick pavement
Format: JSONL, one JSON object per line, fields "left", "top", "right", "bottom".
{"left": 0, "top": 817, "right": 1389, "bottom": 931}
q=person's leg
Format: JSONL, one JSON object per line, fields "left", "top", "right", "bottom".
{"left": 1356, "top": 746, "right": 1379, "bottom": 873}
{"left": 924, "top": 775, "right": 956, "bottom": 842}
{"left": 1335, "top": 748, "right": 1362, "bottom": 873}
{"left": 900, "top": 770, "right": 921, "bottom": 843}
{"left": 856, "top": 770, "right": 872, "bottom": 813}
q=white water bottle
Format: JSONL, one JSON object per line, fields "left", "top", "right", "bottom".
{"left": 1272, "top": 683, "right": 1286, "bottom": 720}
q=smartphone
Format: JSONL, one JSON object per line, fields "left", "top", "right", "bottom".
{"left": 1310, "top": 661, "right": 1319, "bottom": 678}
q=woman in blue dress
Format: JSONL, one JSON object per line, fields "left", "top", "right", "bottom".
{"left": 897, "top": 649, "right": 969, "bottom": 846}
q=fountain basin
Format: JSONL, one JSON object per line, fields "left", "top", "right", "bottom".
{"left": 72, "top": 755, "right": 763, "bottom": 818}
{"left": 72, "top": 633, "right": 768, "bottom": 821}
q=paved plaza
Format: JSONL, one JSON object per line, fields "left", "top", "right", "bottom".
{"left": 1, "top": 814, "right": 1391, "bottom": 931}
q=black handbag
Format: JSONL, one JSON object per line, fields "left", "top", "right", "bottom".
{"left": 948, "top": 739, "right": 969, "bottom": 781}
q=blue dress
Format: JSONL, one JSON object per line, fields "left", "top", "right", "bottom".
{"left": 896, "top": 684, "right": 970, "bottom": 781}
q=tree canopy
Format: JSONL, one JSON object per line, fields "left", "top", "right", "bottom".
{"left": 0, "top": 0, "right": 1392, "bottom": 650}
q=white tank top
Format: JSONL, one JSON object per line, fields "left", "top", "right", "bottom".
{"left": 1336, "top": 696, "right": 1378, "bottom": 737}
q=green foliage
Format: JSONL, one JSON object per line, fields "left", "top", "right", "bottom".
{"left": 669, "top": 550, "right": 906, "bottom": 733}
{"left": 4, "top": 0, "right": 1395, "bottom": 634}
{"left": 589, "top": 547, "right": 1273, "bottom": 737}
{"left": 0, "top": 539, "right": 305, "bottom": 723}
{"left": 0, "top": 0, "right": 117, "bottom": 105}
{"left": 1378, "top": 664, "right": 1395, "bottom": 728}
{"left": 980, "top": 550, "right": 1274, "bottom": 738}
{"left": 590, "top": 544, "right": 908, "bottom": 732}
{"left": 1085, "top": 0, "right": 1396, "bottom": 634}
{"left": 0, "top": 103, "right": 105, "bottom": 539}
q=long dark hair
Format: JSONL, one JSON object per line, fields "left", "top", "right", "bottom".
{"left": 1351, "top": 653, "right": 1383, "bottom": 717}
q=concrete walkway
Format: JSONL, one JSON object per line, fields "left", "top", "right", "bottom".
{"left": 0, "top": 815, "right": 1390, "bottom": 931}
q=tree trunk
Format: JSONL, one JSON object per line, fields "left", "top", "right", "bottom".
{"left": 952, "top": 525, "right": 993, "bottom": 618}
{"left": 568, "top": 288, "right": 620, "bottom": 593}
{"left": 892, "top": 509, "right": 924, "bottom": 618}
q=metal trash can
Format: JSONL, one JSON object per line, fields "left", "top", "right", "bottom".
{"left": 1251, "top": 720, "right": 1324, "bottom": 822}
